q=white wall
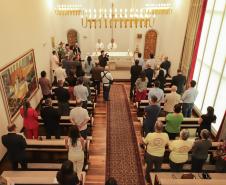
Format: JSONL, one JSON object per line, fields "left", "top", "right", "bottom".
{"left": 0, "top": 0, "right": 190, "bottom": 160}
{"left": 0, "top": 0, "right": 56, "bottom": 160}
{"left": 53, "top": 0, "right": 190, "bottom": 75}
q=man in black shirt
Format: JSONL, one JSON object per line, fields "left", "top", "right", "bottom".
{"left": 130, "top": 59, "right": 142, "bottom": 99}
{"left": 143, "top": 95, "right": 161, "bottom": 136}
{"left": 172, "top": 69, "right": 186, "bottom": 95}
{"left": 53, "top": 80, "right": 70, "bottom": 115}
{"left": 160, "top": 56, "right": 171, "bottom": 77}
{"left": 73, "top": 42, "right": 81, "bottom": 55}
{"left": 2, "top": 124, "right": 27, "bottom": 170}
{"left": 144, "top": 63, "right": 154, "bottom": 87}
{"left": 41, "top": 99, "right": 61, "bottom": 139}
{"left": 98, "top": 50, "right": 109, "bottom": 68}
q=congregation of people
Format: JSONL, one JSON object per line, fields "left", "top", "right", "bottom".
{"left": 1, "top": 41, "right": 116, "bottom": 185}
{"left": 1, "top": 42, "right": 226, "bottom": 185}
{"left": 129, "top": 52, "right": 226, "bottom": 182}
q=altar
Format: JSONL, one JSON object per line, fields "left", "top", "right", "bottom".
{"left": 92, "top": 51, "right": 134, "bottom": 70}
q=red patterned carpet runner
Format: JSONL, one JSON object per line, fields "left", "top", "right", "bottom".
{"left": 106, "top": 84, "right": 145, "bottom": 185}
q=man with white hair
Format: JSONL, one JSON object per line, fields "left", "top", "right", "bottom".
{"left": 164, "top": 85, "right": 181, "bottom": 114}
{"left": 101, "top": 66, "right": 113, "bottom": 101}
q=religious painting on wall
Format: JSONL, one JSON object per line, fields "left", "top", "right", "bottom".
{"left": 0, "top": 49, "right": 38, "bottom": 122}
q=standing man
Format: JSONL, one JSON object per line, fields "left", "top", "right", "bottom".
{"left": 144, "top": 63, "right": 154, "bottom": 88}
{"left": 143, "top": 95, "right": 161, "bottom": 136}
{"left": 40, "top": 99, "right": 61, "bottom": 139}
{"left": 70, "top": 99, "right": 90, "bottom": 139}
{"left": 73, "top": 78, "right": 89, "bottom": 108}
{"left": 137, "top": 53, "right": 145, "bottom": 69}
{"left": 73, "top": 42, "right": 81, "bottom": 55}
{"left": 142, "top": 121, "right": 169, "bottom": 182}
{"left": 164, "top": 85, "right": 181, "bottom": 114}
{"left": 101, "top": 66, "right": 113, "bottom": 101}
{"left": 96, "top": 39, "right": 104, "bottom": 52}
{"left": 172, "top": 69, "right": 186, "bottom": 95}
{"left": 53, "top": 80, "right": 70, "bottom": 116}
{"left": 98, "top": 50, "right": 109, "bottom": 68}
{"left": 148, "top": 80, "right": 164, "bottom": 106}
{"left": 2, "top": 124, "right": 27, "bottom": 170}
{"left": 160, "top": 56, "right": 171, "bottom": 77}
{"left": 182, "top": 80, "right": 198, "bottom": 117}
{"left": 54, "top": 63, "right": 67, "bottom": 83}
{"left": 130, "top": 59, "right": 142, "bottom": 99}
{"left": 39, "top": 71, "right": 52, "bottom": 99}
{"left": 92, "top": 62, "right": 104, "bottom": 95}
{"left": 50, "top": 51, "right": 59, "bottom": 73}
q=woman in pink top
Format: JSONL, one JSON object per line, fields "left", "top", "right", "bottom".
{"left": 20, "top": 100, "right": 39, "bottom": 139}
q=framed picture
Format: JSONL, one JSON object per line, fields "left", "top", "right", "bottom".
{"left": 0, "top": 49, "right": 39, "bottom": 122}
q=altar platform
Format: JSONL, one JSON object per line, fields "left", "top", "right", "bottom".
{"left": 92, "top": 51, "right": 133, "bottom": 81}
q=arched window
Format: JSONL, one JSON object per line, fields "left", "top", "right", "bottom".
{"left": 143, "top": 30, "right": 157, "bottom": 59}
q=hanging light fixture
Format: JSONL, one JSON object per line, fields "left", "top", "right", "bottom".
{"left": 54, "top": 0, "right": 173, "bottom": 29}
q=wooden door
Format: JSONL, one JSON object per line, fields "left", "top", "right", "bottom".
{"left": 144, "top": 30, "right": 157, "bottom": 59}
{"left": 67, "top": 29, "right": 78, "bottom": 46}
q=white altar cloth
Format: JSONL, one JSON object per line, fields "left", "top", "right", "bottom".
{"left": 92, "top": 52, "right": 134, "bottom": 70}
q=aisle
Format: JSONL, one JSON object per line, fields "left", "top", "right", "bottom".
{"left": 106, "top": 84, "right": 145, "bottom": 185}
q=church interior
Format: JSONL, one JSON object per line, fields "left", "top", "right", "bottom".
{"left": 0, "top": 0, "right": 226, "bottom": 184}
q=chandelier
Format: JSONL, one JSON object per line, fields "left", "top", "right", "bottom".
{"left": 54, "top": 2, "right": 172, "bottom": 29}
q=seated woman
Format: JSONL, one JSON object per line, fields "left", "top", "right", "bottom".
{"left": 165, "top": 104, "right": 183, "bottom": 140}
{"left": 56, "top": 160, "right": 80, "bottom": 185}
{"left": 191, "top": 129, "right": 212, "bottom": 172}
{"left": 169, "top": 129, "right": 193, "bottom": 172}
{"left": 135, "top": 71, "right": 148, "bottom": 102}
{"left": 197, "top": 106, "right": 216, "bottom": 137}
{"left": 65, "top": 126, "right": 85, "bottom": 180}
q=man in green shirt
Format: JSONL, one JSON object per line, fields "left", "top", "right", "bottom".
{"left": 165, "top": 104, "right": 183, "bottom": 139}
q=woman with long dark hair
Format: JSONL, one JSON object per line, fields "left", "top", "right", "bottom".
{"left": 56, "top": 160, "right": 80, "bottom": 185}
{"left": 65, "top": 126, "right": 85, "bottom": 180}
{"left": 157, "top": 68, "right": 166, "bottom": 90}
{"left": 197, "top": 106, "right": 216, "bottom": 137}
{"left": 20, "top": 100, "right": 39, "bottom": 139}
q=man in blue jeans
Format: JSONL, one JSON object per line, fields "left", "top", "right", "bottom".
{"left": 182, "top": 80, "right": 198, "bottom": 117}
{"left": 101, "top": 66, "right": 113, "bottom": 101}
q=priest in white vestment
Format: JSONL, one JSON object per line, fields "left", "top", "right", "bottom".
{"left": 96, "top": 39, "right": 104, "bottom": 51}
{"left": 107, "top": 38, "right": 117, "bottom": 51}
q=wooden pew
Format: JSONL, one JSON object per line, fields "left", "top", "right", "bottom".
{"left": 25, "top": 138, "right": 91, "bottom": 171}
{"left": 137, "top": 99, "right": 165, "bottom": 117}
{"left": 41, "top": 100, "right": 95, "bottom": 116}
{"left": 150, "top": 172, "right": 226, "bottom": 185}
{"left": 38, "top": 116, "right": 94, "bottom": 137}
{"left": 157, "top": 117, "right": 200, "bottom": 129}
{"left": 140, "top": 141, "right": 222, "bottom": 172}
{"left": 2, "top": 171, "right": 86, "bottom": 185}
{"left": 52, "top": 86, "right": 98, "bottom": 103}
